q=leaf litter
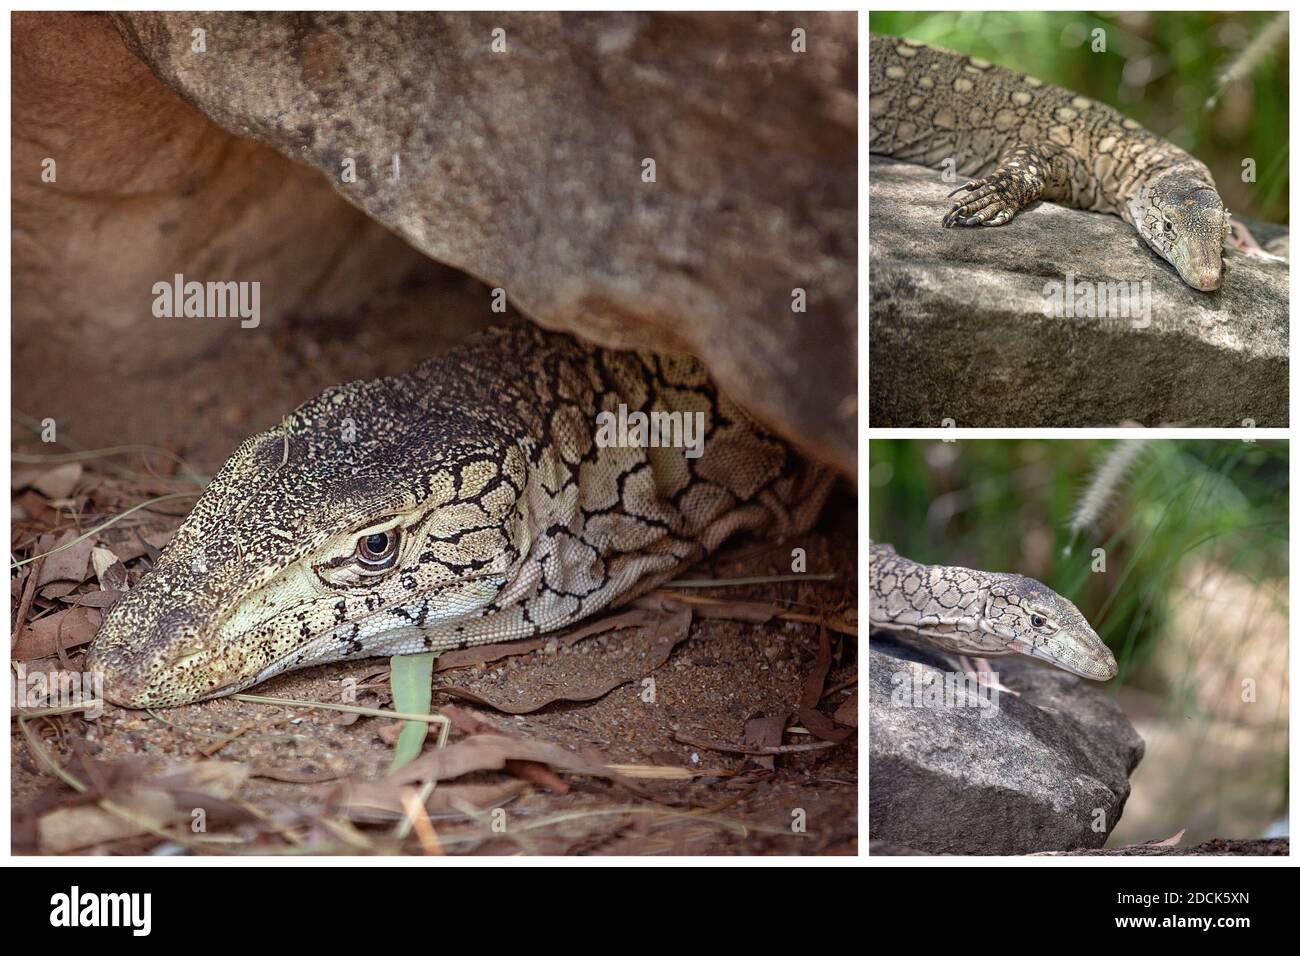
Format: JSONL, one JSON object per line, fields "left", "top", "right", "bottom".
{"left": 12, "top": 454, "right": 858, "bottom": 855}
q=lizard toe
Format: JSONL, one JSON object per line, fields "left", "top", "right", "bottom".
{"left": 945, "top": 191, "right": 1007, "bottom": 227}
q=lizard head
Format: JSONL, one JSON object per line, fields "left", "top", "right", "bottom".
{"left": 983, "top": 574, "right": 1117, "bottom": 681}
{"left": 1129, "top": 171, "right": 1229, "bottom": 292}
{"left": 85, "top": 373, "right": 532, "bottom": 708}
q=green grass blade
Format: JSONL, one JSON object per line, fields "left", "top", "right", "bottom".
{"left": 388, "top": 652, "right": 437, "bottom": 773}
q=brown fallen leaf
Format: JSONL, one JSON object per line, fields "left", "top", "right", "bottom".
{"left": 39, "top": 790, "right": 176, "bottom": 854}
{"left": 250, "top": 765, "right": 350, "bottom": 785}
{"left": 14, "top": 462, "right": 83, "bottom": 499}
{"left": 436, "top": 605, "right": 693, "bottom": 714}
{"left": 14, "top": 606, "right": 102, "bottom": 661}
{"left": 100, "top": 528, "right": 175, "bottom": 564}
{"left": 336, "top": 779, "right": 530, "bottom": 823}
{"left": 12, "top": 489, "right": 56, "bottom": 525}
{"left": 797, "top": 623, "right": 854, "bottom": 743}
{"left": 392, "top": 734, "right": 614, "bottom": 787}
{"left": 833, "top": 692, "right": 858, "bottom": 728}
{"left": 36, "top": 759, "right": 251, "bottom": 854}
{"left": 438, "top": 705, "right": 571, "bottom": 794}
{"left": 39, "top": 581, "right": 80, "bottom": 599}
{"left": 91, "top": 546, "right": 130, "bottom": 592}
{"left": 333, "top": 735, "right": 619, "bottom": 825}
{"left": 1145, "top": 828, "right": 1187, "bottom": 848}
{"left": 35, "top": 531, "right": 94, "bottom": 587}
{"left": 58, "top": 589, "right": 123, "bottom": 608}
{"left": 741, "top": 713, "right": 788, "bottom": 773}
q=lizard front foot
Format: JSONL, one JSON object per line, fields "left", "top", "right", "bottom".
{"left": 942, "top": 146, "right": 1050, "bottom": 228}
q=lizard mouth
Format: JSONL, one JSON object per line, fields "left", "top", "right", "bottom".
{"left": 1171, "top": 241, "right": 1223, "bottom": 292}
{"left": 1010, "top": 633, "right": 1118, "bottom": 681}
{"left": 1179, "top": 262, "right": 1221, "bottom": 292}
{"left": 88, "top": 572, "right": 508, "bottom": 708}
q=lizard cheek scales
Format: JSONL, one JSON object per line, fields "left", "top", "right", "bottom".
{"left": 86, "top": 327, "right": 833, "bottom": 708}
{"left": 870, "top": 33, "right": 1227, "bottom": 293}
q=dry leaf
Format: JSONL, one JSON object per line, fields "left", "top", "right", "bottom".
{"left": 798, "top": 623, "right": 854, "bottom": 743}
{"left": 14, "top": 606, "right": 102, "bottom": 661}
{"left": 59, "top": 589, "right": 123, "bottom": 608}
{"left": 14, "top": 462, "right": 83, "bottom": 500}
{"left": 741, "top": 713, "right": 788, "bottom": 772}
{"left": 35, "top": 532, "right": 94, "bottom": 587}
{"left": 39, "top": 790, "right": 175, "bottom": 854}
{"left": 337, "top": 779, "right": 529, "bottom": 823}
{"left": 91, "top": 546, "right": 130, "bottom": 591}
{"left": 833, "top": 691, "right": 858, "bottom": 728}
{"left": 437, "top": 605, "right": 693, "bottom": 714}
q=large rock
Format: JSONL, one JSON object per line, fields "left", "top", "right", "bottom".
{"left": 114, "top": 12, "right": 858, "bottom": 474}
{"left": 11, "top": 12, "right": 453, "bottom": 460}
{"left": 869, "top": 156, "right": 1288, "bottom": 427}
{"left": 11, "top": 12, "right": 431, "bottom": 380}
{"left": 869, "top": 639, "right": 1144, "bottom": 855}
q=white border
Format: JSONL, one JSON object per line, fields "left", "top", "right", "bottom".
{"left": 2, "top": 1, "right": 1295, "bottom": 866}
{"left": 864, "top": 2, "right": 1294, "bottom": 867}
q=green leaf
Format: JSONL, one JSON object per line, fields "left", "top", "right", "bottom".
{"left": 388, "top": 652, "right": 437, "bottom": 773}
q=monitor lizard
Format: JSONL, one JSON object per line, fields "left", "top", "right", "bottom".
{"left": 868, "top": 541, "right": 1117, "bottom": 681}
{"left": 85, "top": 326, "right": 834, "bottom": 707}
{"left": 869, "top": 32, "right": 1233, "bottom": 292}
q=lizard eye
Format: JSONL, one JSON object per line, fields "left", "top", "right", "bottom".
{"left": 1030, "top": 614, "right": 1046, "bottom": 628}
{"left": 1163, "top": 220, "right": 1174, "bottom": 234}
{"left": 356, "top": 529, "right": 400, "bottom": 570}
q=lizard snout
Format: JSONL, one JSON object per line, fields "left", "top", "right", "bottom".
{"left": 1173, "top": 239, "right": 1223, "bottom": 292}
{"left": 1182, "top": 263, "right": 1221, "bottom": 292}
{"left": 86, "top": 606, "right": 208, "bottom": 708}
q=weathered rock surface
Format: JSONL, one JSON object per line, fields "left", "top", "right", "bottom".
{"left": 869, "top": 156, "right": 1288, "bottom": 427}
{"left": 869, "top": 639, "right": 1144, "bottom": 855}
{"left": 12, "top": 13, "right": 433, "bottom": 382}
{"left": 1034, "top": 837, "right": 1289, "bottom": 856}
{"left": 871, "top": 837, "right": 1288, "bottom": 856}
{"left": 114, "top": 12, "right": 858, "bottom": 473}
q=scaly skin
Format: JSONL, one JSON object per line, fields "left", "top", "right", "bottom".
{"left": 86, "top": 326, "right": 833, "bottom": 707}
{"left": 869, "top": 33, "right": 1230, "bottom": 291}
{"left": 868, "top": 541, "right": 1117, "bottom": 681}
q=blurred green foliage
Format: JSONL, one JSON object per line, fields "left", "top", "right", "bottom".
{"left": 870, "top": 11, "right": 1289, "bottom": 223}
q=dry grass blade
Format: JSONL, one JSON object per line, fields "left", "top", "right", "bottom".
{"left": 11, "top": 491, "right": 201, "bottom": 570}
{"left": 232, "top": 692, "right": 451, "bottom": 742}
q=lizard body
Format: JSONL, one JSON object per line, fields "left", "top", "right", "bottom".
{"left": 869, "top": 32, "right": 1230, "bottom": 291}
{"left": 868, "top": 541, "right": 1117, "bottom": 681}
{"left": 86, "top": 326, "right": 832, "bottom": 707}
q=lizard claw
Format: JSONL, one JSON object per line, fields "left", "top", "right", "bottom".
{"left": 943, "top": 176, "right": 1021, "bottom": 228}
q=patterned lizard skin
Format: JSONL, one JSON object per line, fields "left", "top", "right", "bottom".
{"left": 869, "top": 32, "right": 1230, "bottom": 291}
{"left": 868, "top": 541, "right": 1117, "bottom": 680}
{"left": 86, "top": 326, "right": 833, "bottom": 706}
